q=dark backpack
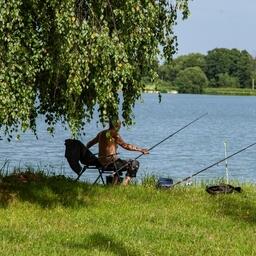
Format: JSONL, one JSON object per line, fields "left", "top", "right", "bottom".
{"left": 157, "top": 177, "right": 173, "bottom": 188}
{"left": 64, "top": 139, "right": 100, "bottom": 175}
{"left": 206, "top": 184, "right": 242, "bottom": 195}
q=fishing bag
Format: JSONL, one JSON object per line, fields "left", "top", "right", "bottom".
{"left": 206, "top": 184, "right": 242, "bottom": 195}
{"left": 157, "top": 177, "right": 173, "bottom": 188}
{"left": 65, "top": 139, "right": 100, "bottom": 175}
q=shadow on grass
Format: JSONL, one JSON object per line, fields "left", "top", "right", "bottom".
{"left": 209, "top": 193, "right": 256, "bottom": 225}
{"left": 65, "top": 232, "right": 141, "bottom": 256}
{"left": 0, "top": 172, "right": 99, "bottom": 208}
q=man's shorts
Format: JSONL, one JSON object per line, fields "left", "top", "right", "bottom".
{"left": 105, "top": 158, "right": 140, "bottom": 178}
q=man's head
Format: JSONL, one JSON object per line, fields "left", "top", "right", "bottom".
{"left": 109, "top": 119, "right": 121, "bottom": 131}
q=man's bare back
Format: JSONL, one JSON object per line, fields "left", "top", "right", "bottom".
{"left": 86, "top": 119, "right": 149, "bottom": 184}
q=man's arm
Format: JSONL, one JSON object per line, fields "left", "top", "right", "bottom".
{"left": 115, "top": 134, "right": 149, "bottom": 154}
{"left": 86, "top": 134, "right": 99, "bottom": 148}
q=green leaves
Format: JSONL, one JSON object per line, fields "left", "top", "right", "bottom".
{"left": 205, "top": 48, "right": 254, "bottom": 88}
{"left": 175, "top": 67, "right": 208, "bottom": 94}
{"left": 0, "top": 0, "right": 190, "bottom": 139}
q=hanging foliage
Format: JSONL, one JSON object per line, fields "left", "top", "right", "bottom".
{"left": 0, "top": 0, "right": 190, "bottom": 138}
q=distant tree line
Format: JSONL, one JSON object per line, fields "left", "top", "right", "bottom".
{"left": 157, "top": 48, "right": 256, "bottom": 93}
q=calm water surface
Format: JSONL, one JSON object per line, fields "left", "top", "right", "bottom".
{"left": 1, "top": 94, "right": 256, "bottom": 183}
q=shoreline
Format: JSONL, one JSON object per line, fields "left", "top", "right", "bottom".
{"left": 144, "top": 86, "right": 256, "bottom": 96}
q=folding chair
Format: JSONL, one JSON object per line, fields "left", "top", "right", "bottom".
{"left": 64, "top": 139, "right": 122, "bottom": 184}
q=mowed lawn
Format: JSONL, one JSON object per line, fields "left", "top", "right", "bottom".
{"left": 0, "top": 172, "right": 256, "bottom": 256}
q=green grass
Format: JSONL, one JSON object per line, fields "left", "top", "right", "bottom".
{"left": 1, "top": 171, "right": 256, "bottom": 255}
{"left": 144, "top": 80, "right": 177, "bottom": 93}
{"left": 144, "top": 80, "right": 256, "bottom": 96}
{"left": 204, "top": 87, "right": 256, "bottom": 96}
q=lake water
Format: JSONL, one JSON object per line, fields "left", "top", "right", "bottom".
{"left": 1, "top": 94, "right": 256, "bottom": 184}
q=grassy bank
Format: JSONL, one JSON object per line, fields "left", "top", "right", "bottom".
{"left": 144, "top": 81, "right": 256, "bottom": 96}
{"left": 1, "top": 171, "right": 256, "bottom": 256}
{"left": 204, "top": 87, "right": 256, "bottom": 96}
{"left": 144, "top": 81, "right": 177, "bottom": 93}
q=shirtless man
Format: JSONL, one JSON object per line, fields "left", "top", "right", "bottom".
{"left": 86, "top": 119, "right": 149, "bottom": 185}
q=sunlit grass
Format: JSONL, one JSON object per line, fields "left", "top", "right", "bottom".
{"left": 0, "top": 170, "right": 256, "bottom": 255}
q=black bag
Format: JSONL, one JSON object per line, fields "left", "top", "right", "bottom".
{"left": 65, "top": 139, "right": 100, "bottom": 175}
{"left": 206, "top": 184, "right": 242, "bottom": 195}
{"left": 157, "top": 177, "right": 173, "bottom": 188}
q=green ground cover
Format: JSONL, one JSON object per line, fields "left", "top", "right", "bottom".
{"left": 204, "top": 87, "right": 256, "bottom": 96}
{"left": 0, "top": 171, "right": 256, "bottom": 256}
{"left": 144, "top": 82, "right": 256, "bottom": 96}
{"left": 144, "top": 81, "right": 177, "bottom": 93}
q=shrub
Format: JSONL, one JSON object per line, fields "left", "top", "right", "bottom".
{"left": 216, "top": 73, "right": 240, "bottom": 87}
{"left": 174, "top": 67, "right": 209, "bottom": 94}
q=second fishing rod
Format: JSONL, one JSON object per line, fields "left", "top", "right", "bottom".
{"left": 114, "top": 112, "right": 208, "bottom": 174}
{"left": 172, "top": 141, "right": 256, "bottom": 187}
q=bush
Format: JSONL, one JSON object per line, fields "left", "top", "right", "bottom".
{"left": 216, "top": 73, "right": 240, "bottom": 87}
{"left": 174, "top": 67, "right": 209, "bottom": 94}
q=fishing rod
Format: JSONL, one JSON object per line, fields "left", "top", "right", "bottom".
{"left": 115, "top": 112, "right": 208, "bottom": 173}
{"left": 135, "top": 112, "right": 208, "bottom": 161}
{"left": 171, "top": 141, "right": 256, "bottom": 187}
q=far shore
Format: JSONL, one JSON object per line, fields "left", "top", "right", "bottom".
{"left": 144, "top": 84, "right": 256, "bottom": 96}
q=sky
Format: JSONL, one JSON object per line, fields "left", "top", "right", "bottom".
{"left": 174, "top": 0, "right": 256, "bottom": 57}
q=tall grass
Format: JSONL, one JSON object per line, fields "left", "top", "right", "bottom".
{"left": 0, "top": 170, "right": 256, "bottom": 255}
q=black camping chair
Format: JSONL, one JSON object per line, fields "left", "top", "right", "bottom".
{"left": 64, "top": 139, "right": 122, "bottom": 184}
